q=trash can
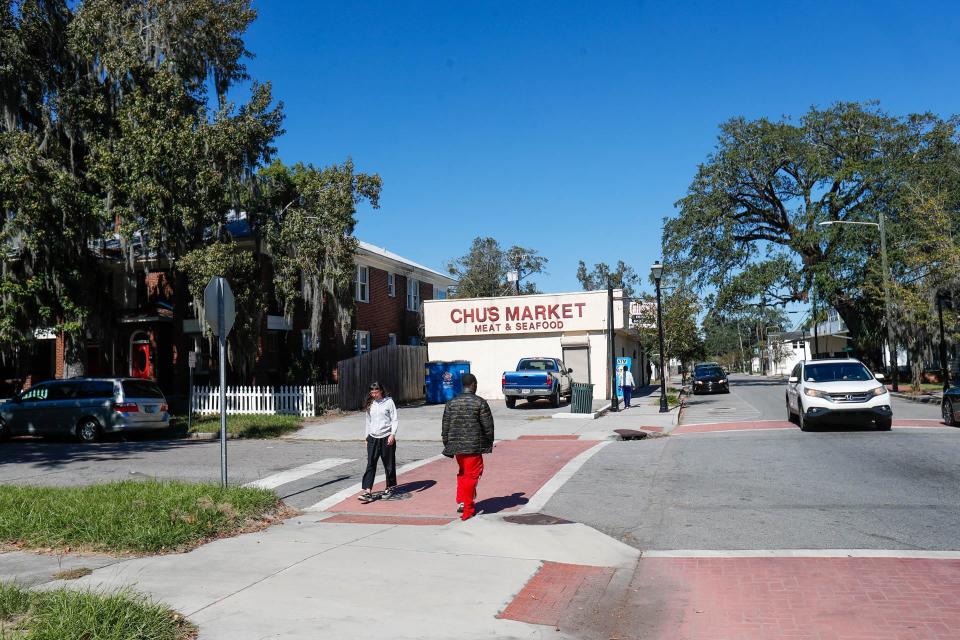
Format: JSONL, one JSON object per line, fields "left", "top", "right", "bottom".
{"left": 441, "top": 361, "right": 471, "bottom": 402}
{"left": 425, "top": 361, "right": 446, "bottom": 404}
{"left": 570, "top": 382, "right": 595, "bottom": 413}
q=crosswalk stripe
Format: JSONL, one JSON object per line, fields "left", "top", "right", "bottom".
{"left": 244, "top": 458, "right": 355, "bottom": 490}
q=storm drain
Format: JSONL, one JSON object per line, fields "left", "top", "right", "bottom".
{"left": 503, "top": 513, "right": 574, "bottom": 526}
{"left": 613, "top": 429, "right": 649, "bottom": 441}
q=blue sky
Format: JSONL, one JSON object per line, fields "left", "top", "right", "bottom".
{"left": 234, "top": 0, "right": 960, "bottom": 303}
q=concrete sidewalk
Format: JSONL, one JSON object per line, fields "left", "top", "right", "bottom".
{"left": 33, "top": 437, "right": 637, "bottom": 640}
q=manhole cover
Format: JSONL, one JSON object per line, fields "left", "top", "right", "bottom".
{"left": 503, "top": 513, "right": 573, "bottom": 526}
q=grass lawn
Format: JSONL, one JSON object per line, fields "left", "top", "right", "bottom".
{"left": 172, "top": 414, "right": 304, "bottom": 438}
{"left": 0, "top": 481, "right": 283, "bottom": 554}
{"left": 0, "top": 582, "right": 195, "bottom": 639}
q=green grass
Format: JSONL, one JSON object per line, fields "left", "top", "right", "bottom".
{"left": 0, "top": 481, "right": 281, "bottom": 554}
{"left": 0, "top": 582, "right": 195, "bottom": 639}
{"left": 172, "top": 414, "right": 304, "bottom": 438}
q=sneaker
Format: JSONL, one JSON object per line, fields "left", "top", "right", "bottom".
{"left": 358, "top": 491, "right": 375, "bottom": 503}
{"left": 456, "top": 503, "right": 464, "bottom": 513}
{"left": 382, "top": 488, "right": 393, "bottom": 499}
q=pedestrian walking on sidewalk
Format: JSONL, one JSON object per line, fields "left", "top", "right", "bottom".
{"left": 358, "top": 382, "right": 398, "bottom": 503}
{"left": 620, "top": 366, "right": 636, "bottom": 408}
{"left": 441, "top": 373, "right": 495, "bottom": 521}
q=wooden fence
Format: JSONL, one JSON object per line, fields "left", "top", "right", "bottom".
{"left": 192, "top": 384, "right": 339, "bottom": 417}
{"left": 338, "top": 345, "right": 427, "bottom": 410}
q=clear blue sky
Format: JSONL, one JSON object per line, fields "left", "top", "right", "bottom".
{"left": 234, "top": 0, "right": 960, "bottom": 299}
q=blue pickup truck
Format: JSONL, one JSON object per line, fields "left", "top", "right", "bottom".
{"left": 502, "top": 357, "right": 574, "bottom": 409}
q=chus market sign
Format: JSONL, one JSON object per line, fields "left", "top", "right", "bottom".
{"left": 424, "top": 291, "right": 624, "bottom": 338}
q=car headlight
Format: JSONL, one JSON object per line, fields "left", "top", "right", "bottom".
{"left": 804, "top": 388, "right": 833, "bottom": 401}
{"left": 694, "top": 380, "right": 703, "bottom": 385}
{"left": 719, "top": 379, "right": 727, "bottom": 384}
{"left": 870, "top": 385, "right": 887, "bottom": 397}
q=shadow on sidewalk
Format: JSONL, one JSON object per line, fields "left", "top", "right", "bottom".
{"left": 391, "top": 479, "right": 437, "bottom": 496}
{"left": 476, "top": 492, "right": 528, "bottom": 514}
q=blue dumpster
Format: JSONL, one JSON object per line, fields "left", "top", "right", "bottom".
{"left": 441, "top": 361, "right": 471, "bottom": 402}
{"left": 425, "top": 361, "right": 446, "bottom": 404}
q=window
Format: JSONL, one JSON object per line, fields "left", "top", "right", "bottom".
{"left": 20, "top": 384, "right": 50, "bottom": 401}
{"left": 388, "top": 333, "right": 397, "bottom": 346}
{"left": 354, "top": 330, "right": 371, "bottom": 355}
{"left": 387, "top": 273, "right": 396, "bottom": 297}
{"left": 407, "top": 278, "right": 420, "bottom": 311}
{"left": 355, "top": 265, "right": 369, "bottom": 303}
{"left": 434, "top": 284, "right": 447, "bottom": 300}
{"left": 301, "top": 330, "right": 318, "bottom": 353}
{"left": 121, "top": 380, "right": 164, "bottom": 399}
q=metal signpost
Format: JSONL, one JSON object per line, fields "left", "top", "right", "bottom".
{"left": 187, "top": 350, "right": 197, "bottom": 432}
{"left": 204, "top": 277, "right": 235, "bottom": 488}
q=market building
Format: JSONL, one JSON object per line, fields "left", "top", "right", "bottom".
{"left": 423, "top": 289, "right": 649, "bottom": 400}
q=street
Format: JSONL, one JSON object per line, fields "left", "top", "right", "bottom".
{"left": 2, "top": 377, "right": 958, "bottom": 639}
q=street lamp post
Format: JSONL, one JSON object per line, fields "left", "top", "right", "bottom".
{"left": 651, "top": 261, "right": 669, "bottom": 413}
{"left": 819, "top": 215, "right": 898, "bottom": 391}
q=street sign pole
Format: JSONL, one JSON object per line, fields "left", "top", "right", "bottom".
{"left": 218, "top": 279, "right": 228, "bottom": 488}
{"left": 204, "top": 276, "right": 235, "bottom": 489}
{"left": 188, "top": 352, "right": 195, "bottom": 433}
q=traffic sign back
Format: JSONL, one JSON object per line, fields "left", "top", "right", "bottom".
{"left": 203, "top": 277, "right": 236, "bottom": 337}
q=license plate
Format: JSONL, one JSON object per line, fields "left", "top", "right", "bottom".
{"left": 145, "top": 405, "right": 158, "bottom": 414}
{"left": 521, "top": 389, "right": 531, "bottom": 395}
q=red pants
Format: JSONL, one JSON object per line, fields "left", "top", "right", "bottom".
{"left": 455, "top": 454, "right": 484, "bottom": 519}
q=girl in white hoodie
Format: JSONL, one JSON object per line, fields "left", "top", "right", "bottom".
{"left": 358, "top": 381, "right": 399, "bottom": 502}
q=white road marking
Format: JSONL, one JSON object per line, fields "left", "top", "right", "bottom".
{"left": 642, "top": 549, "right": 960, "bottom": 559}
{"left": 304, "top": 454, "right": 447, "bottom": 512}
{"left": 519, "top": 441, "right": 610, "bottom": 514}
{"left": 244, "top": 458, "right": 355, "bottom": 490}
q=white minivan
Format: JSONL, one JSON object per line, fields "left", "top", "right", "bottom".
{"left": 785, "top": 359, "right": 892, "bottom": 431}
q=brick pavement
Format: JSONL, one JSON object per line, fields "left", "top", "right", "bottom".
{"left": 673, "top": 419, "right": 949, "bottom": 434}
{"left": 615, "top": 556, "right": 960, "bottom": 640}
{"left": 326, "top": 439, "right": 595, "bottom": 519}
{"left": 498, "top": 561, "right": 615, "bottom": 627}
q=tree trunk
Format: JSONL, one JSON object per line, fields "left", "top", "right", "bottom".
{"left": 62, "top": 333, "right": 86, "bottom": 378}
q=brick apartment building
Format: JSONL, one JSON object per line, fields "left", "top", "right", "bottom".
{"left": 4, "top": 229, "right": 455, "bottom": 400}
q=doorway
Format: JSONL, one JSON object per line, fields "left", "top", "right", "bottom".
{"left": 130, "top": 332, "right": 152, "bottom": 379}
{"left": 562, "top": 346, "right": 591, "bottom": 384}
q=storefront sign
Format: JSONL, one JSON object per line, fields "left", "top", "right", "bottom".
{"left": 424, "top": 291, "right": 626, "bottom": 337}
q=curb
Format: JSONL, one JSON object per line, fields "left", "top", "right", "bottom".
{"left": 185, "top": 432, "right": 241, "bottom": 440}
{"left": 891, "top": 392, "right": 943, "bottom": 405}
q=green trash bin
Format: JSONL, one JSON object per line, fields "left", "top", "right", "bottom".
{"left": 570, "top": 382, "right": 595, "bottom": 413}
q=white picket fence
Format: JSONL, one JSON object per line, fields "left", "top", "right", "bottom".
{"left": 191, "top": 385, "right": 338, "bottom": 417}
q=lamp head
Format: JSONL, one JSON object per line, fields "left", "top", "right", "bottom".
{"left": 817, "top": 221, "right": 834, "bottom": 227}
{"left": 651, "top": 261, "right": 663, "bottom": 281}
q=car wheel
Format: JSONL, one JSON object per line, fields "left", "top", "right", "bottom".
{"left": 76, "top": 418, "right": 101, "bottom": 443}
{"left": 943, "top": 399, "right": 956, "bottom": 427}
{"left": 786, "top": 397, "right": 796, "bottom": 424}
{"left": 798, "top": 403, "right": 812, "bottom": 432}
{"left": 875, "top": 418, "right": 892, "bottom": 431}
{"left": 550, "top": 387, "right": 560, "bottom": 409}
{"left": 505, "top": 397, "right": 516, "bottom": 409}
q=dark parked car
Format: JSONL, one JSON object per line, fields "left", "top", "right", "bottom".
{"left": 0, "top": 378, "right": 169, "bottom": 443}
{"left": 692, "top": 366, "right": 730, "bottom": 394}
{"left": 942, "top": 386, "right": 960, "bottom": 427}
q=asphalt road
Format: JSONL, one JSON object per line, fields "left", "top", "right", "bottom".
{"left": 544, "top": 374, "right": 958, "bottom": 551}
{"left": 681, "top": 373, "right": 942, "bottom": 424}
{"left": 0, "top": 438, "right": 441, "bottom": 510}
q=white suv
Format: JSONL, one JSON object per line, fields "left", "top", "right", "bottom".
{"left": 785, "top": 359, "right": 892, "bottom": 431}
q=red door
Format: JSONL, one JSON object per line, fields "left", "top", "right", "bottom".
{"left": 131, "top": 343, "right": 152, "bottom": 379}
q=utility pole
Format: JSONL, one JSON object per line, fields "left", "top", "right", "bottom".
{"left": 879, "top": 212, "right": 898, "bottom": 391}
{"left": 812, "top": 275, "right": 820, "bottom": 358}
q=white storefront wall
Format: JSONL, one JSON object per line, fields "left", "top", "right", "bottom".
{"left": 423, "top": 290, "right": 644, "bottom": 400}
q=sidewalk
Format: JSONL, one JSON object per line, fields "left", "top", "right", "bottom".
{"left": 34, "top": 438, "right": 638, "bottom": 640}
{"left": 290, "top": 389, "right": 680, "bottom": 442}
